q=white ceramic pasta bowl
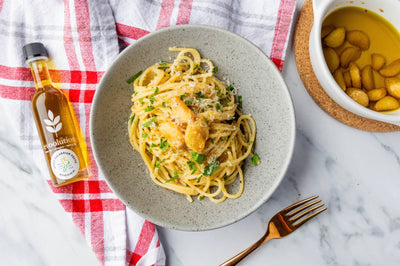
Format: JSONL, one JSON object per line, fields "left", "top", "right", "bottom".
{"left": 90, "top": 25, "right": 295, "bottom": 231}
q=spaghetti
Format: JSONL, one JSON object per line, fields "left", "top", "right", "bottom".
{"left": 128, "top": 47, "right": 257, "bottom": 203}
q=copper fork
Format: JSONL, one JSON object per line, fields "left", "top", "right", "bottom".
{"left": 220, "top": 195, "right": 327, "bottom": 266}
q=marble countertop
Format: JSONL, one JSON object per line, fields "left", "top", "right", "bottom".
{"left": 1, "top": 1, "right": 400, "bottom": 265}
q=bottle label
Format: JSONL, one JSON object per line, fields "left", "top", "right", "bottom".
{"left": 41, "top": 109, "right": 78, "bottom": 154}
{"left": 51, "top": 148, "right": 80, "bottom": 180}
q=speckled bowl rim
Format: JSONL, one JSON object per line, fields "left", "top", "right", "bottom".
{"left": 90, "top": 24, "right": 296, "bottom": 231}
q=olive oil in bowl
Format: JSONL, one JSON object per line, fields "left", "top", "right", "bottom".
{"left": 322, "top": 6, "right": 400, "bottom": 112}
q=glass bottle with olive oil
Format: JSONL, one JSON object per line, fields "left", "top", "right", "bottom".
{"left": 22, "top": 42, "right": 89, "bottom": 186}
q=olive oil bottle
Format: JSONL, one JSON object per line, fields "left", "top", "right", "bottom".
{"left": 23, "top": 42, "right": 89, "bottom": 186}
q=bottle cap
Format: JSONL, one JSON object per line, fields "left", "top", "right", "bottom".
{"left": 22, "top": 42, "right": 49, "bottom": 62}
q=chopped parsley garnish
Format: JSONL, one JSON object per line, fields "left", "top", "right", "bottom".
{"left": 193, "top": 64, "right": 199, "bottom": 71}
{"left": 187, "top": 161, "right": 197, "bottom": 174}
{"left": 149, "top": 138, "right": 169, "bottom": 150}
{"left": 216, "top": 103, "right": 222, "bottom": 111}
{"left": 159, "top": 137, "right": 170, "bottom": 150}
{"left": 215, "top": 87, "right": 221, "bottom": 95}
{"left": 165, "top": 170, "right": 178, "bottom": 183}
{"left": 126, "top": 71, "right": 142, "bottom": 84}
{"left": 220, "top": 98, "right": 228, "bottom": 106}
{"left": 129, "top": 115, "right": 135, "bottom": 124}
{"left": 191, "top": 151, "right": 205, "bottom": 164}
{"left": 203, "top": 158, "right": 220, "bottom": 177}
{"left": 148, "top": 88, "right": 158, "bottom": 104}
{"left": 139, "top": 98, "right": 144, "bottom": 105}
{"left": 204, "top": 118, "right": 209, "bottom": 125}
{"left": 251, "top": 153, "right": 260, "bottom": 166}
{"left": 155, "top": 159, "right": 165, "bottom": 168}
{"left": 226, "top": 83, "right": 235, "bottom": 92}
{"left": 198, "top": 195, "right": 204, "bottom": 200}
{"left": 237, "top": 95, "right": 242, "bottom": 109}
{"left": 197, "top": 176, "right": 202, "bottom": 183}
{"left": 144, "top": 106, "right": 155, "bottom": 112}
{"left": 212, "top": 66, "right": 218, "bottom": 73}
{"left": 195, "top": 91, "right": 205, "bottom": 99}
{"left": 142, "top": 133, "right": 148, "bottom": 138}
{"left": 155, "top": 161, "right": 161, "bottom": 168}
{"left": 159, "top": 62, "right": 167, "bottom": 66}
{"left": 248, "top": 140, "right": 254, "bottom": 145}
{"left": 162, "top": 102, "right": 167, "bottom": 108}
{"left": 180, "top": 93, "right": 188, "bottom": 100}
{"left": 185, "top": 99, "right": 193, "bottom": 106}
{"left": 142, "top": 116, "right": 157, "bottom": 127}
{"left": 223, "top": 175, "right": 229, "bottom": 180}
{"left": 210, "top": 139, "right": 214, "bottom": 144}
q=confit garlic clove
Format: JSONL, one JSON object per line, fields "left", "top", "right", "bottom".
{"left": 374, "top": 96, "right": 400, "bottom": 111}
{"left": 349, "top": 62, "right": 362, "bottom": 89}
{"left": 361, "top": 65, "right": 375, "bottom": 91}
{"left": 385, "top": 77, "right": 400, "bottom": 98}
{"left": 321, "top": 25, "right": 336, "bottom": 39}
{"left": 324, "top": 27, "right": 346, "bottom": 48}
{"left": 185, "top": 119, "right": 209, "bottom": 153}
{"left": 159, "top": 121, "right": 185, "bottom": 149}
{"left": 367, "top": 88, "right": 387, "bottom": 101}
{"left": 379, "top": 59, "right": 400, "bottom": 77}
{"left": 340, "top": 47, "right": 361, "bottom": 68}
{"left": 371, "top": 53, "right": 386, "bottom": 71}
{"left": 343, "top": 70, "right": 352, "bottom": 87}
{"left": 333, "top": 68, "right": 346, "bottom": 91}
{"left": 346, "top": 30, "right": 370, "bottom": 51}
{"left": 346, "top": 88, "right": 369, "bottom": 107}
{"left": 323, "top": 47, "right": 340, "bottom": 73}
{"left": 167, "top": 96, "right": 195, "bottom": 124}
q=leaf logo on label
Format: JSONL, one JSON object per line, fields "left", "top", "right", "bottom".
{"left": 44, "top": 110, "right": 62, "bottom": 136}
{"left": 48, "top": 110, "right": 54, "bottom": 120}
{"left": 46, "top": 126, "right": 56, "bottom": 133}
{"left": 55, "top": 123, "right": 62, "bottom": 131}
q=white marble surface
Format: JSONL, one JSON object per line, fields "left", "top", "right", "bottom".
{"left": 2, "top": 1, "right": 400, "bottom": 266}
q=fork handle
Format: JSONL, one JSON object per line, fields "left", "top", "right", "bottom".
{"left": 219, "top": 233, "right": 273, "bottom": 266}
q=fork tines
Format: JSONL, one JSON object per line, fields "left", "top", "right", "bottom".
{"left": 285, "top": 195, "right": 327, "bottom": 227}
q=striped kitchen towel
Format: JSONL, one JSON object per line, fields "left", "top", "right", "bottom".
{"left": 0, "top": 0, "right": 296, "bottom": 265}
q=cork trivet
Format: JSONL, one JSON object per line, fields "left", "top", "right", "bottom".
{"left": 293, "top": 0, "right": 400, "bottom": 132}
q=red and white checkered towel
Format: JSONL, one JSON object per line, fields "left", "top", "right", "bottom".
{"left": 0, "top": 0, "right": 296, "bottom": 265}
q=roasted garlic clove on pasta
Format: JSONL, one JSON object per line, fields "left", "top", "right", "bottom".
{"left": 158, "top": 121, "right": 185, "bottom": 149}
{"left": 168, "top": 96, "right": 195, "bottom": 124}
{"left": 185, "top": 119, "right": 209, "bottom": 153}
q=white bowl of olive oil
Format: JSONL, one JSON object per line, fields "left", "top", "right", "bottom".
{"left": 309, "top": 0, "right": 400, "bottom": 126}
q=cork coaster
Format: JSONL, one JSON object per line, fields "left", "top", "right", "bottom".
{"left": 293, "top": 0, "right": 400, "bottom": 132}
